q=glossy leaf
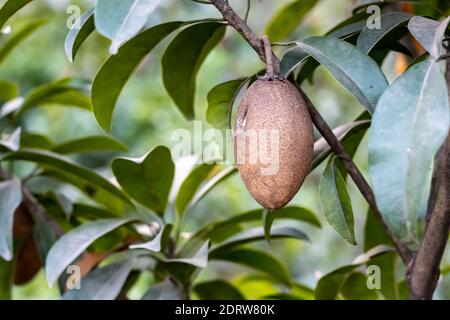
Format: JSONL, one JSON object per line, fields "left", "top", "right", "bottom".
{"left": 206, "top": 78, "right": 247, "bottom": 129}
{"left": 20, "top": 133, "right": 54, "bottom": 149}
{"left": 95, "top": 0, "right": 161, "bottom": 54}
{"left": 209, "top": 226, "right": 309, "bottom": 257}
{"left": 0, "top": 127, "right": 21, "bottom": 152}
{"left": 92, "top": 21, "right": 183, "bottom": 131}
{"left": 0, "top": 0, "right": 33, "bottom": 30}
{"left": 295, "top": 37, "right": 388, "bottom": 113}
{"left": 265, "top": 0, "right": 318, "bottom": 42}
{"left": 63, "top": 259, "right": 134, "bottom": 300}
{"left": 0, "top": 177, "right": 22, "bottom": 261}
{"left": 162, "top": 22, "right": 226, "bottom": 119}
{"left": 0, "top": 19, "right": 45, "bottom": 65}
{"left": 142, "top": 278, "right": 181, "bottom": 300}
{"left": 182, "top": 206, "right": 320, "bottom": 256}
{"left": 369, "top": 61, "right": 449, "bottom": 247}
{"left": 408, "top": 16, "right": 450, "bottom": 59}
{"left": 194, "top": 280, "right": 244, "bottom": 300}
{"left": 130, "top": 224, "right": 172, "bottom": 253}
{"left": 2, "top": 149, "right": 132, "bottom": 205}
{"left": 53, "top": 135, "right": 127, "bottom": 155}
{"left": 65, "top": 7, "right": 95, "bottom": 63}
{"left": 112, "top": 146, "right": 174, "bottom": 215}
{"left": 319, "top": 159, "right": 356, "bottom": 245}
{"left": 211, "top": 248, "right": 291, "bottom": 286}
{"left": 45, "top": 218, "right": 134, "bottom": 285}
{"left": 357, "top": 12, "right": 412, "bottom": 54}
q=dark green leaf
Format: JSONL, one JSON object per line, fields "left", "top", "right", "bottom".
{"left": 95, "top": 0, "right": 161, "bottom": 54}
{"left": 262, "top": 209, "right": 275, "bottom": 243}
{"left": 162, "top": 22, "right": 226, "bottom": 119}
{"left": 92, "top": 21, "right": 183, "bottom": 131}
{"left": 206, "top": 78, "right": 247, "bottom": 129}
{"left": 0, "top": 19, "right": 46, "bottom": 65}
{"left": 2, "top": 149, "right": 132, "bottom": 205}
{"left": 65, "top": 7, "right": 95, "bottom": 63}
{"left": 340, "top": 272, "right": 378, "bottom": 300}
{"left": 319, "top": 159, "right": 356, "bottom": 245}
{"left": 210, "top": 248, "right": 291, "bottom": 286}
{"left": 63, "top": 259, "right": 134, "bottom": 300}
{"left": 0, "top": 177, "right": 22, "bottom": 261}
{"left": 0, "top": 257, "right": 13, "bottom": 299}
{"left": 357, "top": 12, "right": 412, "bottom": 54}
{"left": 53, "top": 135, "right": 127, "bottom": 155}
{"left": 194, "top": 280, "right": 244, "bottom": 300}
{"left": 369, "top": 61, "right": 449, "bottom": 247}
{"left": 209, "top": 226, "right": 309, "bottom": 257}
{"left": 295, "top": 37, "right": 388, "bottom": 113}
{"left": 265, "top": 0, "right": 318, "bottom": 42}
{"left": 0, "top": 0, "right": 33, "bottom": 30}
{"left": 112, "top": 146, "right": 174, "bottom": 215}
{"left": 45, "top": 218, "right": 134, "bottom": 285}
{"left": 20, "top": 133, "right": 54, "bottom": 149}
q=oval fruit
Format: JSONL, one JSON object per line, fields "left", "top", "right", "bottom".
{"left": 234, "top": 79, "right": 313, "bottom": 210}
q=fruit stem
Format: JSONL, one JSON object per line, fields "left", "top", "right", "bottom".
{"left": 261, "top": 35, "right": 282, "bottom": 80}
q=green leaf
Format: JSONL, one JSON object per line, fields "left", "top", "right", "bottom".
{"left": 0, "top": 80, "right": 19, "bottom": 102}
{"left": 112, "top": 146, "right": 174, "bottom": 215}
{"left": 295, "top": 37, "right": 388, "bottom": 113}
{"left": 0, "top": 127, "right": 21, "bottom": 152}
{"left": 63, "top": 259, "right": 134, "bottom": 300}
{"left": 0, "top": 19, "right": 46, "bottom": 65}
{"left": 65, "top": 7, "right": 95, "bottom": 63}
{"left": 52, "top": 135, "right": 127, "bottom": 155}
{"left": 15, "top": 78, "right": 91, "bottom": 117}
{"left": 340, "top": 272, "right": 378, "bottom": 300}
{"left": 130, "top": 224, "right": 172, "bottom": 253}
{"left": 312, "top": 119, "right": 370, "bottom": 171}
{"left": 315, "top": 246, "right": 391, "bottom": 299}
{"left": 141, "top": 278, "right": 181, "bottom": 300}
{"left": 92, "top": 21, "right": 183, "bottom": 131}
{"left": 369, "top": 61, "right": 449, "bottom": 247}
{"left": 319, "top": 159, "right": 356, "bottom": 245}
{"left": 168, "top": 241, "right": 209, "bottom": 268}
{"left": 194, "top": 280, "right": 244, "bottom": 300}
{"left": 357, "top": 12, "right": 412, "bottom": 54}
{"left": 0, "top": 0, "right": 33, "bottom": 30}
{"left": 265, "top": 0, "right": 318, "bottom": 42}
{"left": 20, "top": 132, "right": 54, "bottom": 149}
{"left": 175, "top": 163, "right": 217, "bottom": 215}
{"left": 206, "top": 78, "right": 247, "bottom": 129}
{"left": 210, "top": 248, "right": 291, "bottom": 286}
{"left": 33, "top": 214, "right": 57, "bottom": 261}
{"left": 408, "top": 16, "right": 450, "bottom": 59}
{"left": 45, "top": 218, "right": 134, "bottom": 286}
{"left": 0, "top": 177, "right": 22, "bottom": 261}
{"left": 2, "top": 149, "right": 132, "bottom": 205}
{"left": 162, "top": 22, "right": 226, "bottom": 119}
{"left": 262, "top": 209, "right": 275, "bottom": 244}
{"left": 209, "top": 226, "right": 309, "bottom": 257}
{"left": 95, "top": 0, "right": 161, "bottom": 54}
{"left": 0, "top": 257, "right": 13, "bottom": 299}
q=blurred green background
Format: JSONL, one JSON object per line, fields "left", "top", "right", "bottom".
{"left": 2, "top": 0, "right": 449, "bottom": 299}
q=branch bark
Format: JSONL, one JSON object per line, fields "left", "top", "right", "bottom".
{"left": 408, "top": 54, "right": 450, "bottom": 300}
{"left": 210, "top": 0, "right": 412, "bottom": 264}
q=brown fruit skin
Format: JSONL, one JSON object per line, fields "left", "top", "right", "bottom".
{"left": 234, "top": 79, "right": 313, "bottom": 210}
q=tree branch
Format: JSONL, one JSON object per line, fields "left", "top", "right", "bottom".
{"left": 211, "top": 0, "right": 413, "bottom": 265}
{"left": 408, "top": 53, "right": 450, "bottom": 300}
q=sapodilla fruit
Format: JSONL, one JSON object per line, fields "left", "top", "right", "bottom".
{"left": 234, "top": 79, "right": 313, "bottom": 210}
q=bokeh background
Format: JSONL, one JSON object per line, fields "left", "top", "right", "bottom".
{"left": 1, "top": 0, "right": 449, "bottom": 299}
